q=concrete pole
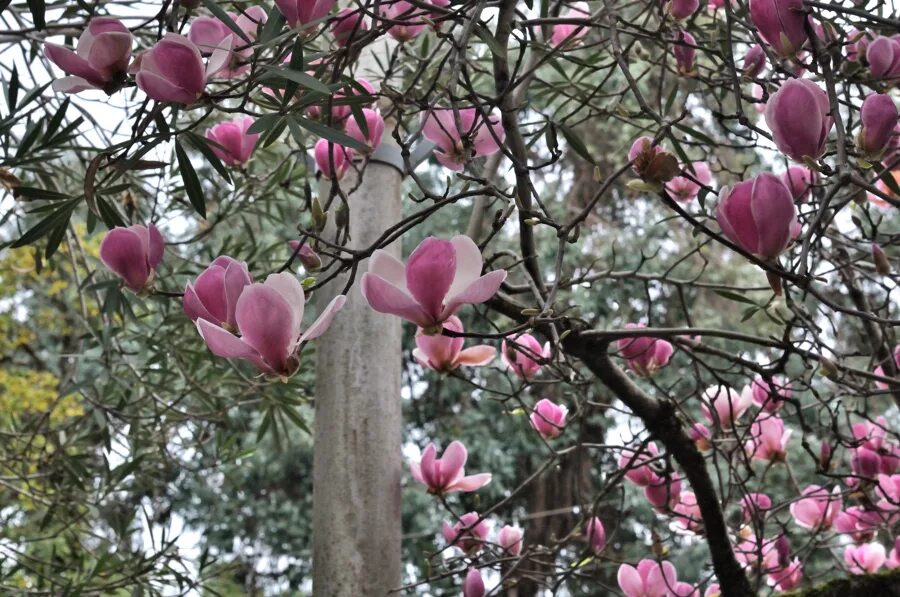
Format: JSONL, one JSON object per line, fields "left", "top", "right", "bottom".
{"left": 312, "top": 35, "right": 403, "bottom": 596}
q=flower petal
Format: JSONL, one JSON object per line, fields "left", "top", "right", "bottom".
{"left": 441, "top": 270, "right": 507, "bottom": 318}
{"left": 360, "top": 273, "right": 431, "bottom": 327}
{"left": 455, "top": 345, "right": 496, "bottom": 367}
{"left": 446, "top": 235, "right": 484, "bottom": 299}
{"left": 196, "top": 319, "right": 273, "bottom": 373}
{"left": 299, "top": 294, "right": 347, "bottom": 342}
{"left": 234, "top": 284, "right": 297, "bottom": 373}
{"left": 405, "top": 237, "right": 456, "bottom": 321}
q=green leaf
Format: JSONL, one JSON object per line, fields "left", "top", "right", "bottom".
{"left": 184, "top": 132, "right": 232, "bottom": 183}
{"left": 7, "top": 65, "right": 19, "bottom": 112}
{"left": 294, "top": 116, "right": 367, "bottom": 151}
{"left": 11, "top": 198, "right": 79, "bottom": 248}
{"left": 174, "top": 140, "right": 206, "bottom": 218}
{"left": 25, "top": 0, "right": 45, "bottom": 30}
{"left": 260, "top": 66, "right": 331, "bottom": 94}
{"left": 673, "top": 122, "right": 716, "bottom": 146}
{"left": 14, "top": 187, "right": 70, "bottom": 201}
{"left": 202, "top": 0, "right": 251, "bottom": 44}
{"left": 246, "top": 113, "right": 284, "bottom": 135}
{"left": 259, "top": 5, "right": 286, "bottom": 44}
{"left": 714, "top": 290, "right": 759, "bottom": 306}
{"left": 558, "top": 123, "right": 593, "bottom": 163}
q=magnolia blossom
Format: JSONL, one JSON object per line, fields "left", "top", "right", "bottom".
{"left": 888, "top": 538, "right": 900, "bottom": 569}
{"left": 410, "top": 440, "right": 491, "bottom": 494}
{"left": 132, "top": 34, "right": 221, "bottom": 104}
{"left": 749, "top": 0, "right": 808, "bottom": 56}
{"left": 502, "top": 332, "right": 551, "bottom": 379}
{"left": 361, "top": 235, "right": 507, "bottom": 331}
{"left": 667, "top": 0, "right": 699, "bottom": 20}
{"left": 851, "top": 416, "right": 900, "bottom": 475}
{"left": 463, "top": 568, "right": 485, "bottom": 597}
{"left": 314, "top": 139, "right": 353, "bottom": 179}
{"left": 690, "top": 423, "right": 712, "bottom": 451}
{"left": 550, "top": 2, "right": 591, "bottom": 48}
{"left": 672, "top": 491, "right": 703, "bottom": 534}
{"left": 288, "top": 241, "right": 323, "bottom": 272}
{"left": 715, "top": 173, "right": 797, "bottom": 260}
{"left": 195, "top": 272, "right": 345, "bottom": 376}
{"left": 750, "top": 375, "right": 792, "bottom": 412}
{"left": 629, "top": 136, "right": 679, "bottom": 184}
{"left": 413, "top": 316, "right": 495, "bottom": 373}
{"left": 765, "top": 79, "right": 833, "bottom": 162}
{"left": 345, "top": 109, "right": 386, "bottom": 151}
{"left": 620, "top": 442, "right": 662, "bottom": 486}
{"left": 44, "top": 17, "right": 132, "bottom": 94}
{"left": 529, "top": 399, "right": 568, "bottom": 439}
{"left": 497, "top": 525, "right": 524, "bottom": 555}
{"left": 780, "top": 165, "right": 817, "bottom": 202}
{"left": 858, "top": 93, "right": 899, "bottom": 158}
{"left": 99, "top": 224, "right": 165, "bottom": 292}
{"left": 617, "top": 559, "right": 678, "bottom": 597}
{"left": 790, "top": 484, "right": 842, "bottom": 529}
{"left": 331, "top": 8, "right": 368, "bottom": 46}
{"left": 673, "top": 31, "right": 696, "bottom": 76}
{"left": 768, "top": 558, "right": 803, "bottom": 591}
{"left": 183, "top": 256, "right": 253, "bottom": 330}
{"left": 743, "top": 45, "right": 766, "bottom": 78}
{"left": 700, "top": 386, "right": 751, "bottom": 428}
{"left": 844, "top": 543, "right": 887, "bottom": 575}
{"left": 834, "top": 506, "right": 885, "bottom": 543}
{"left": 379, "top": 0, "right": 449, "bottom": 41}
{"left": 188, "top": 7, "right": 267, "bottom": 77}
{"left": 275, "top": 0, "right": 337, "bottom": 30}
{"left": 745, "top": 414, "right": 791, "bottom": 462}
{"left": 741, "top": 492, "right": 773, "bottom": 522}
{"left": 665, "top": 161, "right": 713, "bottom": 202}
{"left": 876, "top": 473, "right": 900, "bottom": 509}
{"left": 307, "top": 78, "right": 376, "bottom": 122}
{"left": 442, "top": 511, "right": 490, "bottom": 553}
{"left": 645, "top": 474, "right": 682, "bottom": 510}
{"left": 735, "top": 533, "right": 780, "bottom": 571}
{"left": 616, "top": 324, "right": 674, "bottom": 376}
{"left": 422, "top": 108, "right": 505, "bottom": 171}
{"left": 585, "top": 517, "right": 606, "bottom": 553}
{"left": 867, "top": 36, "right": 900, "bottom": 81}
{"left": 206, "top": 117, "right": 260, "bottom": 167}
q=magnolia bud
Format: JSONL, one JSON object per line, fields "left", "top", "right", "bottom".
{"left": 872, "top": 243, "right": 891, "bottom": 275}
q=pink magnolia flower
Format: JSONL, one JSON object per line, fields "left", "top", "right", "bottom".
{"left": 851, "top": 446, "right": 883, "bottom": 478}
{"left": 442, "top": 511, "right": 490, "bottom": 553}
{"left": 789, "top": 484, "right": 841, "bottom": 529}
{"left": 858, "top": 93, "right": 899, "bottom": 158}
{"left": 745, "top": 414, "right": 791, "bottom": 462}
{"left": 743, "top": 45, "right": 766, "bottom": 78}
{"left": 410, "top": 440, "right": 491, "bottom": 494}
{"left": 750, "top": 375, "right": 792, "bottom": 412}
{"left": 497, "top": 525, "right": 524, "bottom": 555}
{"left": 99, "top": 224, "right": 165, "bottom": 292}
{"left": 844, "top": 542, "right": 886, "bottom": 574}
{"left": 331, "top": 8, "right": 368, "bottom": 46}
{"left": 463, "top": 568, "right": 485, "bottom": 597}
{"left": 345, "top": 108, "right": 386, "bottom": 151}
{"left": 307, "top": 78, "right": 376, "bottom": 123}
{"left": 851, "top": 416, "right": 900, "bottom": 474}
{"left": 672, "top": 582, "right": 699, "bottom": 597}
{"left": 673, "top": 31, "right": 696, "bottom": 76}
{"left": 413, "top": 316, "right": 495, "bottom": 373}
{"left": 379, "top": 0, "right": 449, "bottom": 41}
{"left": 765, "top": 79, "right": 833, "bottom": 162}
{"left": 206, "top": 116, "right": 260, "bottom": 167}
{"left": 183, "top": 256, "right": 253, "bottom": 330}
{"left": 314, "top": 139, "right": 353, "bottom": 179}
{"left": 530, "top": 399, "right": 568, "bottom": 439}
{"left": 550, "top": 2, "right": 591, "bottom": 49}
{"left": 701, "top": 386, "right": 752, "bottom": 429}
{"left": 502, "top": 332, "right": 551, "bottom": 379}
{"left": 288, "top": 241, "right": 323, "bottom": 272}
{"left": 422, "top": 108, "right": 505, "bottom": 171}
{"left": 617, "top": 559, "right": 678, "bottom": 597}
{"left": 847, "top": 28, "right": 875, "bottom": 62}
{"left": 867, "top": 36, "right": 900, "bottom": 82}
{"left": 361, "top": 235, "right": 507, "bottom": 331}
{"left": 629, "top": 136, "right": 679, "bottom": 184}
{"left": 667, "top": 0, "right": 699, "bottom": 20}
{"left": 768, "top": 558, "right": 803, "bottom": 591}
{"left": 672, "top": 491, "right": 703, "bottom": 534}
{"left": 620, "top": 443, "right": 662, "bottom": 486}
{"left": 665, "top": 161, "right": 713, "bottom": 202}
{"left": 780, "top": 165, "right": 817, "bottom": 202}
{"left": 876, "top": 473, "right": 900, "bottom": 509}
{"left": 195, "top": 273, "right": 345, "bottom": 376}
{"left": 741, "top": 492, "right": 773, "bottom": 522}
{"left": 749, "top": 0, "right": 808, "bottom": 56}
{"left": 188, "top": 7, "right": 267, "bottom": 77}
{"left": 690, "top": 423, "right": 712, "bottom": 451}
{"left": 735, "top": 533, "right": 780, "bottom": 572}
{"left": 275, "top": 0, "right": 337, "bottom": 30}
{"left": 132, "top": 34, "right": 215, "bottom": 104}
{"left": 645, "top": 474, "right": 682, "bottom": 510}
{"left": 715, "top": 173, "right": 797, "bottom": 259}
{"left": 585, "top": 517, "right": 606, "bottom": 553}
{"left": 888, "top": 538, "right": 900, "bottom": 569}
{"left": 616, "top": 324, "right": 674, "bottom": 376}
{"left": 44, "top": 17, "right": 132, "bottom": 94}
{"left": 834, "top": 506, "right": 885, "bottom": 543}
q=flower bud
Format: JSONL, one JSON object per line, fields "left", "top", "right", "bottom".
{"left": 331, "top": 8, "right": 368, "bottom": 46}
{"left": 345, "top": 108, "right": 386, "bottom": 151}
{"left": 749, "top": 0, "right": 808, "bottom": 57}
{"left": 132, "top": 34, "right": 208, "bottom": 104}
{"left": 463, "top": 568, "right": 485, "bottom": 597}
{"left": 288, "top": 241, "right": 324, "bottom": 272}
{"left": 715, "top": 173, "right": 797, "bottom": 259}
{"left": 668, "top": 0, "right": 699, "bottom": 21}
{"left": 780, "top": 165, "right": 817, "bottom": 202}
{"left": 44, "top": 18, "right": 133, "bottom": 94}
{"left": 585, "top": 517, "right": 606, "bottom": 554}
{"left": 206, "top": 116, "right": 260, "bottom": 167}
{"left": 872, "top": 243, "right": 892, "bottom": 275}
{"left": 673, "top": 31, "right": 696, "bottom": 76}
{"left": 529, "top": 399, "right": 568, "bottom": 439}
{"left": 549, "top": 2, "right": 591, "bottom": 48}
{"left": 628, "top": 137, "right": 679, "bottom": 185}
{"left": 497, "top": 525, "right": 524, "bottom": 556}
{"left": 99, "top": 224, "right": 165, "bottom": 292}
{"left": 314, "top": 139, "right": 353, "bottom": 179}
{"left": 858, "top": 94, "right": 899, "bottom": 159}
{"left": 765, "top": 79, "right": 832, "bottom": 162}
{"left": 275, "top": 0, "right": 338, "bottom": 30}
{"left": 866, "top": 36, "right": 900, "bottom": 82}
{"left": 742, "top": 44, "right": 767, "bottom": 78}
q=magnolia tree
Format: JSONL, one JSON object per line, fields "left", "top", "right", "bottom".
{"left": 1, "top": 0, "right": 900, "bottom": 594}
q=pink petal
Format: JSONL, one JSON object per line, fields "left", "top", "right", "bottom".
{"left": 136, "top": 71, "right": 198, "bottom": 104}
{"left": 360, "top": 273, "right": 431, "bottom": 327}
{"left": 262, "top": 272, "right": 306, "bottom": 343}
{"left": 455, "top": 345, "right": 496, "bottom": 366}
{"left": 448, "top": 473, "right": 492, "bottom": 492}
{"left": 183, "top": 281, "right": 217, "bottom": 324}
{"left": 188, "top": 266, "right": 228, "bottom": 324}
{"left": 405, "top": 237, "right": 457, "bottom": 321}
{"left": 223, "top": 259, "right": 252, "bottom": 327}
{"left": 234, "top": 284, "right": 297, "bottom": 373}
{"left": 196, "top": 319, "right": 273, "bottom": 373}
{"left": 419, "top": 443, "right": 438, "bottom": 488}
{"left": 368, "top": 249, "right": 408, "bottom": 289}
{"left": 85, "top": 31, "right": 132, "bottom": 75}
{"left": 51, "top": 76, "right": 99, "bottom": 93}
{"left": 99, "top": 228, "right": 151, "bottom": 291}
{"left": 300, "top": 294, "right": 347, "bottom": 342}
{"left": 44, "top": 43, "right": 102, "bottom": 84}
{"left": 441, "top": 270, "right": 507, "bottom": 318}
{"left": 440, "top": 441, "right": 468, "bottom": 480}
{"left": 617, "top": 564, "right": 643, "bottom": 597}
{"left": 446, "top": 235, "right": 484, "bottom": 298}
